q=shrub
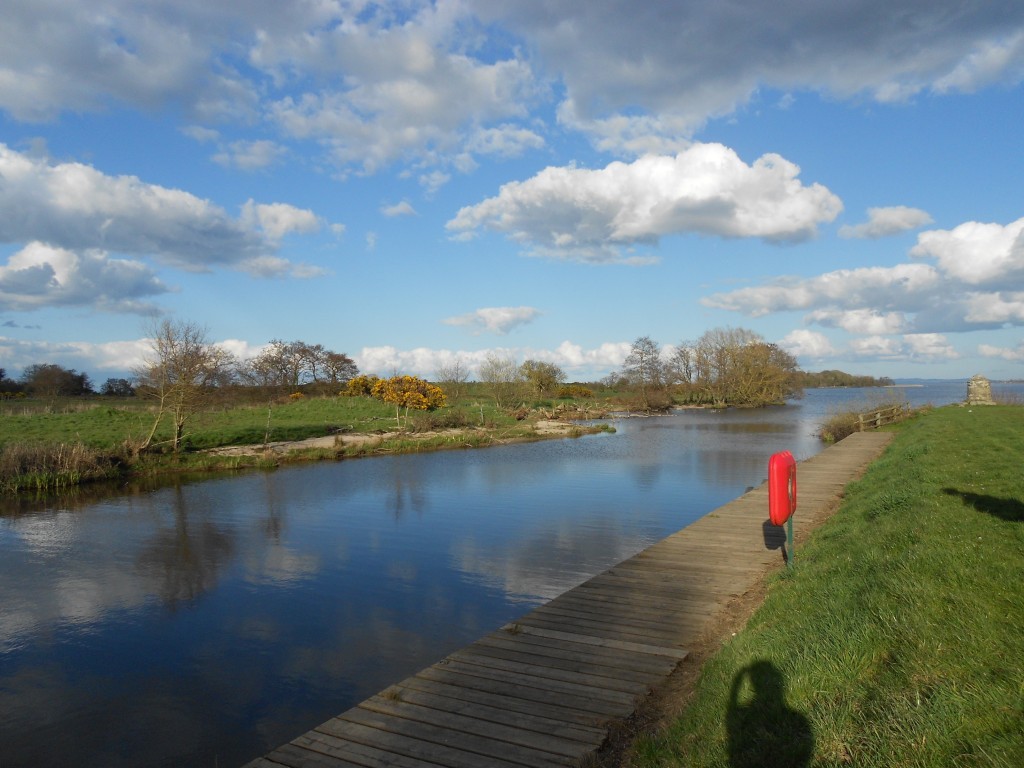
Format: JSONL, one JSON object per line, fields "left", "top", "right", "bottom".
{"left": 557, "top": 385, "right": 594, "bottom": 399}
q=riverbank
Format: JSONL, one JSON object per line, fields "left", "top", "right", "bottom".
{"left": 610, "top": 404, "right": 1024, "bottom": 767}
{"left": 0, "top": 394, "right": 611, "bottom": 493}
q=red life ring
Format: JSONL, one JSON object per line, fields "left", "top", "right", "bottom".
{"left": 768, "top": 450, "right": 797, "bottom": 526}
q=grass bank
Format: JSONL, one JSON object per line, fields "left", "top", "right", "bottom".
{"left": 628, "top": 405, "right": 1024, "bottom": 767}
{"left": 0, "top": 393, "right": 609, "bottom": 493}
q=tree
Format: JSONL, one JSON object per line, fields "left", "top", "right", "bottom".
{"left": 240, "top": 339, "right": 357, "bottom": 389}
{"left": 687, "top": 327, "right": 802, "bottom": 407}
{"left": 321, "top": 351, "right": 359, "bottom": 386}
{"left": 20, "top": 363, "right": 93, "bottom": 397}
{"left": 100, "top": 377, "right": 136, "bottom": 397}
{"left": 622, "top": 336, "right": 665, "bottom": 409}
{"left": 435, "top": 359, "right": 470, "bottom": 403}
{"left": 135, "top": 319, "right": 235, "bottom": 453}
{"left": 520, "top": 360, "right": 565, "bottom": 397}
{"left": 479, "top": 353, "right": 526, "bottom": 409}
{"left": 371, "top": 375, "right": 446, "bottom": 428}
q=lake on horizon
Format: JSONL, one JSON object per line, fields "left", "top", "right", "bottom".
{"left": 0, "top": 380, "right": 1009, "bottom": 766}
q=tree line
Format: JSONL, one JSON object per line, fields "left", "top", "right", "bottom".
{"left": 611, "top": 327, "right": 803, "bottom": 409}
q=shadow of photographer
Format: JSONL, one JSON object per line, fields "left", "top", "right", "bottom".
{"left": 727, "top": 660, "right": 813, "bottom": 767}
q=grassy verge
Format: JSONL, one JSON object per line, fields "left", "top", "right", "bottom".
{"left": 629, "top": 405, "right": 1024, "bottom": 768}
{"left": 0, "top": 393, "right": 609, "bottom": 492}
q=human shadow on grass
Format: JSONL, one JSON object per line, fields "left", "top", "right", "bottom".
{"left": 942, "top": 488, "right": 1024, "bottom": 522}
{"left": 727, "top": 660, "right": 813, "bottom": 768}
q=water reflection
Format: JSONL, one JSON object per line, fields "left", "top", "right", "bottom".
{"left": 0, "top": 382, "right": 1007, "bottom": 767}
{"left": 135, "top": 486, "right": 234, "bottom": 608}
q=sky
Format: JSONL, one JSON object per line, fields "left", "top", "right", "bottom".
{"left": 1, "top": 0, "right": 1023, "bottom": 384}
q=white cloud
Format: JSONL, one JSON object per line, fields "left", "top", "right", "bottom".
{"left": 355, "top": 340, "right": 633, "bottom": 379}
{"left": 0, "top": 335, "right": 153, "bottom": 376}
{"left": 5, "top": 2, "right": 1021, "bottom": 171}
{"left": 850, "top": 333, "right": 958, "bottom": 361}
{"left": 380, "top": 201, "right": 417, "bottom": 217}
{"left": 442, "top": 306, "right": 542, "bottom": 335}
{"left": 478, "top": 1, "right": 1024, "bottom": 151}
{"left": 904, "top": 333, "right": 959, "bottom": 360}
{"left": 212, "top": 140, "right": 287, "bottom": 171}
{"left": 839, "top": 206, "right": 934, "bottom": 239}
{"left": 779, "top": 329, "right": 836, "bottom": 358}
{"left": 704, "top": 263, "right": 940, "bottom": 316}
{"left": 911, "top": 217, "right": 1024, "bottom": 287}
{"left": 806, "top": 309, "right": 909, "bottom": 335}
{"left": 239, "top": 200, "right": 321, "bottom": 242}
{"left": 979, "top": 341, "right": 1024, "bottom": 362}
{"left": 0, "top": 242, "right": 168, "bottom": 313}
{"left": 963, "top": 292, "right": 1024, "bottom": 324}
{"left": 0, "top": 143, "right": 329, "bottom": 279}
{"left": 448, "top": 144, "right": 842, "bottom": 262}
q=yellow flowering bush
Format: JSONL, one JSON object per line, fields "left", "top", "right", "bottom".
{"left": 371, "top": 375, "right": 447, "bottom": 428}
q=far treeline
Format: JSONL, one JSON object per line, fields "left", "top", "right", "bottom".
{"left": 0, "top": 324, "right": 894, "bottom": 415}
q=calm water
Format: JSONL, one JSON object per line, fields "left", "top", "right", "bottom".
{"left": 0, "top": 382, "right": 998, "bottom": 766}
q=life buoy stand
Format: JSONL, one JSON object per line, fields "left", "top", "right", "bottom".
{"left": 768, "top": 450, "right": 797, "bottom": 526}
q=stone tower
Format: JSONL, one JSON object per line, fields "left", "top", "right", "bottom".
{"left": 966, "top": 374, "right": 995, "bottom": 405}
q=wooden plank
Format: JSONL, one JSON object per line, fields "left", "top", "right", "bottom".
{"left": 448, "top": 647, "right": 654, "bottom": 695}
{"left": 359, "top": 694, "right": 592, "bottom": 759}
{"left": 315, "top": 717, "right": 528, "bottom": 768}
{"left": 458, "top": 638, "right": 665, "bottom": 687}
{"left": 333, "top": 707, "right": 574, "bottom": 768}
{"left": 378, "top": 685, "right": 607, "bottom": 747}
{"left": 401, "top": 672, "right": 611, "bottom": 727}
{"left": 506, "top": 624, "right": 688, "bottom": 660}
{"left": 413, "top": 665, "right": 618, "bottom": 721}
{"left": 475, "top": 630, "right": 678, "bottom": 676}
{"left": 442, "top": 654, "right": 647, "bottom": 701}
{"left": 292, "top": 730, "right": 445, "bottom": 768}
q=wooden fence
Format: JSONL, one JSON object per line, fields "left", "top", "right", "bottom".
{"left": 856, "top": 403, "right": 909, "bottom": 431}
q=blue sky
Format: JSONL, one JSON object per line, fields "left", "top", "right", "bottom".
{"left": 1, "top": 1, "right": 1023, "bottom": 383}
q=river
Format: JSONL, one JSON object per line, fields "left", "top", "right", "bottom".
{"left": 0, "top": 381, "right": 1006, "bottom": 766}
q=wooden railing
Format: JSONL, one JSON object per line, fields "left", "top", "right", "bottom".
{"left": 856, "top": 403, "right": 908, "bottom": 431}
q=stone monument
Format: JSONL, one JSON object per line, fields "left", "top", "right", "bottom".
{"left": 966, "top": 374, "right": 995, "bottom": 405}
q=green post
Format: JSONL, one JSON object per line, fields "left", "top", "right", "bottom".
{"left": 786, "top": 515, "right": 794, "bottom": 568}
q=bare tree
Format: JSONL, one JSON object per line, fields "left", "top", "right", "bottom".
{"left": 435, "top": 358, "right": 470, "bottom": 403}
{"left": 135, "top": 319, "right": 235, "bottom": 453}
{"left": 622, "top": 336, "right": 665, "bottom": 409}
{"left": 478, "top": 353, "right": 526, "bottom": 409}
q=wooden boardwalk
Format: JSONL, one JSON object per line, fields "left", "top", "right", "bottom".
{"left": 245, "top": 431, "right": 893, "bottom": 768}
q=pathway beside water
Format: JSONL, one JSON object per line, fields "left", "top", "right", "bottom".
{"left": 246, "top": 431, "right": 893, "bottom": 768}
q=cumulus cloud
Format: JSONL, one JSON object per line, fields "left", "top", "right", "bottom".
{"left": 911, "top": 216, "right": 1024, "bottom": 287}
{"left": 0, "top": 242, "right": 168, "bottom": 313}
{"left": 239, "top": 200, "right": 321, "bottom": 242}
{"left": 478, "top": 1, "right": 1024, "bottom": 151}
{"left": 0, "top": 335, "right": 153, "bottom": 376}
{"left": 355, "top": 340, "right": 632, "bottom": 379}
{"left": 0, "top": 144, "right": 325, "bottom": 293}
{"left": 839, "top": 206, "right": 934, "bottom": 239}
{"left": 805, "top": 309, "right": 909, "bottom": 335}
{"left": 779, "top": 329, "right": 836, "bottom": 358}
{"left": 850, "top": 333, "right": 959, "bottom": 361}
{"left": 704, "top": 263, "right": 940, "bottom": 316}
{"left": 442, "top": 306, "right": 542, "bottom": 335}
{"left": 5, "top": 2, "right": 1022, "bottom": 169}
{"left": 212, "top": 140, "right": 287, "bottom": 171}
{"left": 448, "top": 144, "right": 842, "bottom": 262}
{"left": 381, "top": 201, "right": 417, "bottom": 217}
{"left": 980, "top": 341, "right": 1024, "bottom": 362}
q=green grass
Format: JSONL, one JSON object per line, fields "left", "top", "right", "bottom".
{"left": 630, "top": 405, "right": 1024, "bottom": 768}
{"left": 0, "top": 391, "right": 597, "bottom": 491}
